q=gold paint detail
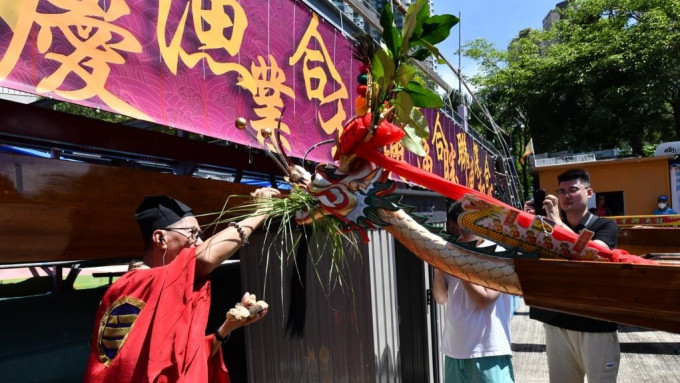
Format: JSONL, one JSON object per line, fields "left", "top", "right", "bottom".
{"left": 96, "top": 296, "right": 146, "bottom": 367}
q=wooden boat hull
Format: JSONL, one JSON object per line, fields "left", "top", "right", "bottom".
{"left": 515, "top": 258, "right": 680, "bottom": 333}
{"left": 617, "top": 226, "right": 680, "bottom": 255}
{"left": 0, "top": 153, "right": 256, "bottom": 264}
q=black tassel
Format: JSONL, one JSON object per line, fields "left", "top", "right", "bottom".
{"left": 284, "top": 225, "right": 311, "bottom": 338}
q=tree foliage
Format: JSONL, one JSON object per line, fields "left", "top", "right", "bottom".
{"left": 463, "top": 0, "right": 680, "bottom": 160}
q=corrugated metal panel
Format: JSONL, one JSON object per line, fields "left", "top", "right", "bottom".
{"left": 429, "top": 223, "right": 447, "bottom": 383}
{"left": 423, "top": 262, "right": 434, "bottom": 383}
{"left": 239, "top": 230, "right": 376, "bottom": 382}
{"left": 367, "top": 229, "right": 401, "bottom": 382}
{"left": 433, "top": 274, "right": 447, "bottom": 383}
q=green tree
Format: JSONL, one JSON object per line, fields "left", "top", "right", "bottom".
{"left": 462, "top": 0, "right": 680, "bottom": 159}
{"left": 459, "top": 35, "right": 543, "bottom": 200}
{"left": 547, "top": 0, "right": 679, "bottom": 154}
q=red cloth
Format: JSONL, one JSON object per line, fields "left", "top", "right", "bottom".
{"left": 337, "top": 114, "right": 405, "bottom": 157}
{"left": 354, "top": 143, "right": 653, "bottom": 264}
{"left": 83, "top": 248, "right": 230, "bottom": 383}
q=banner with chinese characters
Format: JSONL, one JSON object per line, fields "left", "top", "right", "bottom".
{"left": 0, "top": 0, "right": 494, "bottom": 194}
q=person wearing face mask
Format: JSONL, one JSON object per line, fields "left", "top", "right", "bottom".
{"left": 652, "top": 195, "right": 678, "bottom": 215}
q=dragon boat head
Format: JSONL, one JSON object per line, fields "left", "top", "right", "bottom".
{"left": 230, "top": 116, "right": 401, "bottom": 233}
{"left": 295, "top": 159, "right": 398, "bottom": 230}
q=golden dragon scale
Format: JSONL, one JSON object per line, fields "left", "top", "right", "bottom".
{"left": 379, "top": 208, "right": 522, "bottom": 295}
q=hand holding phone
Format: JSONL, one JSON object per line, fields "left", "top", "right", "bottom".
{"left": 533, "top": 189, "right": 546, "bottom": 216}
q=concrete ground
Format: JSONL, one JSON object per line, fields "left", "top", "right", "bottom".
{"left": 511, "top": 299, "right": 680, "bottom": 382}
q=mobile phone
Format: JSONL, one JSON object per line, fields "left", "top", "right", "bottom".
{"left": 533, "top": 189, "right": 546, "bottom": 216}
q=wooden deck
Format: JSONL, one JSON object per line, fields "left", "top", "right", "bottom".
{"left": 511, "top": 299, "right": 680, "bottom": 382}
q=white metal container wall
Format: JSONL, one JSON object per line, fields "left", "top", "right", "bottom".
{"left": 423, "top": 261, "right": 448, "bottom": 383}
{"left": 433, "top": 272, "right": 448, "bottom": 383}
{"left": 368, "top": 219, "right": 447, "bottom": 383}
{"left": 430, "top": 223, "right": 448, "bottom": 383}
{"left": 367, "top": 229, "right": 401, "bottom": 382}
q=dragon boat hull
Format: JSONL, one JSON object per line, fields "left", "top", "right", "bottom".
{"left": 617, "top": 226, "right": 680, "bottom": 256}
{"left": 515, "top": 258, "right": 680, "bottom": 333}
{"left": 380, "top": 206, "right": 680, "bottom": 333}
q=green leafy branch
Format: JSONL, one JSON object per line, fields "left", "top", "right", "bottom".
{"left": 202, "top": 186, "right": 360, "bottom": 298}
{"left": 371, "top": 0, "right": 458, "bottom": 156}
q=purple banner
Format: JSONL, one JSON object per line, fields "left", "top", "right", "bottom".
{"left": 0, "top": 0, "right": 494, "bottom": 193}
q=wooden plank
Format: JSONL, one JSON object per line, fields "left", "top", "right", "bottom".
{"left": 617, "top": 227, "right": 680, "bottom": 255}
{"left": 0, "top": 153, "right": 259, "bottom": 264}
{"left": 515, "top": 258, "right": 680, "bottom": 333}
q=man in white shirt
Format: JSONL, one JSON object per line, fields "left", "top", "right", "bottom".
{"left": 432, "top": 202, "right": 515, "bottom": 383}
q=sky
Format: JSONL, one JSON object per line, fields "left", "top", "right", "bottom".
{"left": 435, "top": 1, "right": 563, "bottom": 92}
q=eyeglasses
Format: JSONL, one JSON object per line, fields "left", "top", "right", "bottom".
{"left": 555, "top": 186, "right": 586, "bottom": 196}
{"left": 164, "top": 226, "right": 204, "bottom": 242}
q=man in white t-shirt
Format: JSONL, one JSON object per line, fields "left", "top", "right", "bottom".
{"left": 432, "top": 202, "right": 515, "bottom": 383}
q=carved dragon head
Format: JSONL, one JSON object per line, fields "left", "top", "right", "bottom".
{"left": 295, "top": 159, "right": 399, "bottom": 230}
{"left": 230, "top": 116, "right": 402, "bottom": 232}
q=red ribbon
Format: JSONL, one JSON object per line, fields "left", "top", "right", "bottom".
{"left": 354, "top": 143, "right": 653, "bottom": 264}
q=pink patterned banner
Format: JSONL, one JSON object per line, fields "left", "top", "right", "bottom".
{"left": 0, "top": 0, "right": 494, "bottom": 193}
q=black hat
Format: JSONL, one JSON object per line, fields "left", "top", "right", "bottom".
{"left": 135, "top": 196, "right": 194, "bottom": 244}
{"left": 658, "top": 195, "right": 668, "bottom": 201}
